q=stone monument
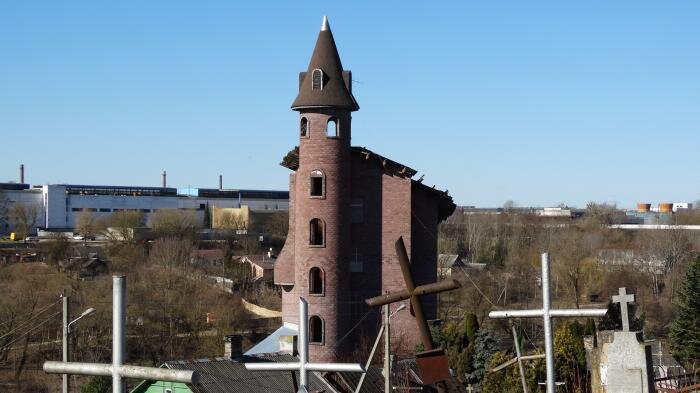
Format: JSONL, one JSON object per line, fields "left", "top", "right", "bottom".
{"left": 586, "top": 288, "right": 654, "bottom": 393}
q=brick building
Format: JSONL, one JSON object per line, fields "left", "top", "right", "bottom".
{"left": 274, "top": 17, "right": 455, "bottom": 362}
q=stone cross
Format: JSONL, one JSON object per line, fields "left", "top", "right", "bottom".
{"left": 612, "top": 287, "right": 635, "bottom": 332}
{"left": 245, "top": 297, "right": 365, "bottom": 393}
{"left": 44, "top": 275, "right": 197, "bottom": 393}
{"left": 365, "top": 237, "right": 461, "bottom": 393}
{"left": 489, "top": 253, "right": 607, "bottom": 393}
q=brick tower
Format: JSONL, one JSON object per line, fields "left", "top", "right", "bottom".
{"left": 274, "top": 17, "right": 455, "bottom": 363}
{"left": 285, "top": 16, "right": 359, "bottom": 362}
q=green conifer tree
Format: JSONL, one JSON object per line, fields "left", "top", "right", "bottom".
{"left": 669, "top": 255, "right": 700, "bottom": 371}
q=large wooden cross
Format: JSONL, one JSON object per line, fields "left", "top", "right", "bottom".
{"left": 244, "top": 297, "right": 365, "bottom": 393}
{"left": 43, "top": 275, "right": 197, "bottom": 393}
{"left": 489, "top": 253, "right": 607, "bottom": 393}
{"left": 365, "top": 236, "right": 461, "bottom": 393}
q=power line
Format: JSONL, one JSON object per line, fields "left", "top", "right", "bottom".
{"left": 0, "top": 310, "right": 62, "bottom": 353}
{"left": 0, "top": 299, "right": 61, "bottom": 340}
{"left": 0, "top": 298, "right": 61, "bottom": 328}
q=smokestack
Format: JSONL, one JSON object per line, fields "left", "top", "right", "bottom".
{"left": 219, "top": 174, "right": 223, "bottom": 190}
{"left": 19, "top": 164, "right": 25, "bottom": 184}
{"left": 162, "top": 170, "right": 167, "bottom": 188}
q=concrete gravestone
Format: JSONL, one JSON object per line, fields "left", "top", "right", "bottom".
{"left": 586, "top": 288, "right": 655, "bottom": 393}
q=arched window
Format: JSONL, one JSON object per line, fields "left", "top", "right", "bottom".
{"left": 300, "top": 117, "right": 309, "bottom": 137}
{"left": 312, "top": 69, "right": 323, "bottom": 90}
{"left": 310, "top": 170, "right": 325, "bottom": 197}
{"left": 327, "top": 118, "right": 338, "bottom": 137}
{"left": 309, "top": 267, "right": 324, "bottom": 295}
{"left": 309, "top": 316, "right": 323, "bottom": 344}
{"left": 309, "top": 218, "right": 325, "bottom": 246}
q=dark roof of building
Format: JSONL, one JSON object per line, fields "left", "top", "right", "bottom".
{"left": 281, "top": 146, "right": 417, "bottom": 178}
{"left": 197, "top": 189, "right": 289, "bottom": 200}
{"left": 0, "top": 183, "right": 30, "bottom": 191}
{"left": 280, "top": 145, "right": 455, "bottom": 221}
{"left": 60, "top": 184, "right": 177, "bottom": 197}
{"left": 291, "top": 17, "right": 359, "bottom": 111}
{"left": 241, "top": 255, "right": 276, "bottom": 270}
{"left": 147, "top": 354, "right": 332, "bottom": 393}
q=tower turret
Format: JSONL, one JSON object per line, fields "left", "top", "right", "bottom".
{"left": 286, "top": 16, "right": 357, "bottom": 362}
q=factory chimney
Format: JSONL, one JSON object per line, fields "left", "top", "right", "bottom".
{"left": 162, "top": 170, "right": 167, "bottom": 188}
{"left": 219, "top": 174, "right": 223, "bottom": 190}
{"left": 19, "top": 164, "right": 25, "bottom": 184}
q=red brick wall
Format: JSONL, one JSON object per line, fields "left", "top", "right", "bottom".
{"left": 291, "top": 109, "right": 352, "bottom": 362}
{"left": 278, "top": 112, "right": 444, "bottom": 361}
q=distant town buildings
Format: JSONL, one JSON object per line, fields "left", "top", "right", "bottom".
{"left": 0, "top": 174, "right": 288, "bottom": 234}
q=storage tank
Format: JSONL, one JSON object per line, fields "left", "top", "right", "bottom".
{"left": 659, "top": 203, "right": 674, "bottom": 213}
{"left": 637, "top": 203, "right": 651, "bottom": 213}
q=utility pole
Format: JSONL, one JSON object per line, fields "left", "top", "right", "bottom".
{"left": 62, "top": 292, "right": 69, "bottom": 393}
{"left": 384, "top": 304, "right": 391, "bottom": 393}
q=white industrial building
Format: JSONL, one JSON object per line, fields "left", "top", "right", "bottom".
{"left": 1, "top": 182, "right": 288, "bottom": 234}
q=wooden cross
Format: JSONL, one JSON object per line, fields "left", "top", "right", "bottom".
{"left": 43, "top": 275, "right": 197, "bottom": 393}
{"left": 612, "top": 287, "right": 635, "bottom": 332}
{"left": 245, "top": 297, "right": 365, "bottom": 393}
{"left": 489, "top": 253, "right": 607, "bottom": 393}
{"left": 365, "top": 237, "right": 461, "bottom": 393}
{"left": 488, "top": 324, "right": 545, "bottom": 393}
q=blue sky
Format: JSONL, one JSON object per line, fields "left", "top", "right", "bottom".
{"left": 1, "top": 1, "right": 698, "bottom": 208}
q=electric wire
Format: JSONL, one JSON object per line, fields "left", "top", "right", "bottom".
{"left": 0, "top": 299, "right": 61, "bottom": 340}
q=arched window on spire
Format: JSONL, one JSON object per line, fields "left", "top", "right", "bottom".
{"left": 312, "top": 69, "right": 323, "bottom": 90}
{"left": 309, "top": 316, "right": 324, "bottom": 344}
{"left": 327, "top": 118, "right": 338, "bottom": 138}
{"left": 300, "top": 117, "right": 309, "bottom": 138}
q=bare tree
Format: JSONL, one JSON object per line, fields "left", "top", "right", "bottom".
{"left": 103, "top": 211, "right": 145, "bottom": 242}
{"left": 8, "top": 201, "right": 40, "bottom": 239}
{"left": 0, "top": 190, "right": 9, "bottom": 234}
{"left": 149, "top": 209, "right": 201, "bottom": 240}
{"left": 75, "top": 211, "right": 104, "bottom": 242}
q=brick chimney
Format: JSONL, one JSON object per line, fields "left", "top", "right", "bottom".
{"left": 19, "top": 164, "right": 24, "bottom": 184}
{"left": 219, "top": 174, "right": 223, "bottom": 190}
{"left": 224, "top": 335, "right": 242, "bottom": 359}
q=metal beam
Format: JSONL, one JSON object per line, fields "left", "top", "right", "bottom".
{"left": 43, "top": 362, "right": 197, "bottom": 383}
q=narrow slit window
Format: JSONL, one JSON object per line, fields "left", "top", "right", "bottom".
{"left": 309, "top": 267, "right": 324, "bottom": 294}
{"left": 327, "top": 118, "right": 338, "bottom": 137}
{"left": 310, "top": 170, "right": 324, "bottom": 197}
{"left": 309, "top": 218, "right": 324, "bottom": 246}
{"left": 312, "top": 69, "right": 323, "bottom": 90}
{"left": 309, "top": 316, "right": 323, "bottom": 344}
{"left": 300, "top": 117, "right": 308, "bottom": 137}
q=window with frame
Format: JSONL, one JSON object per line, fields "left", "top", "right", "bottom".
{"left": 300, "top": 117, "right": 309, "bottom": 137}
{"left": 312, "top": 69, "right": 323, "bottom": 90}
{"left": 309, "top": 316, "right": 323, "bottom": 344}
{"left": 350, "top": 198, "right": 363, "bottom": 223}
{"left": 327, "top": 118, "right": 338, "bottom": 137}
{"left": 309, "top": 218, "right": 325, "bottom": 246}
{"left": 310, "top": 170, "right": 325, "bottom": 197}
{"left": 309, "top": 267, "right": 324, "bottom": 295}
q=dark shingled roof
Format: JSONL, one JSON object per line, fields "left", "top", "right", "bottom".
{"left": 154, "top": 354, "right": 332, "bottom": 393}
{"left": 291, "top": 17, "right": 359, "bottom": 111}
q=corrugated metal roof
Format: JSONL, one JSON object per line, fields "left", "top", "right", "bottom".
{"left": 163, "top": 354, "right": 331, "bottom": 393}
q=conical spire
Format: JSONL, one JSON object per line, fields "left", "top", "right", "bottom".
{"left": 291, "top": 17, "right": 359, "bottom": 111}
